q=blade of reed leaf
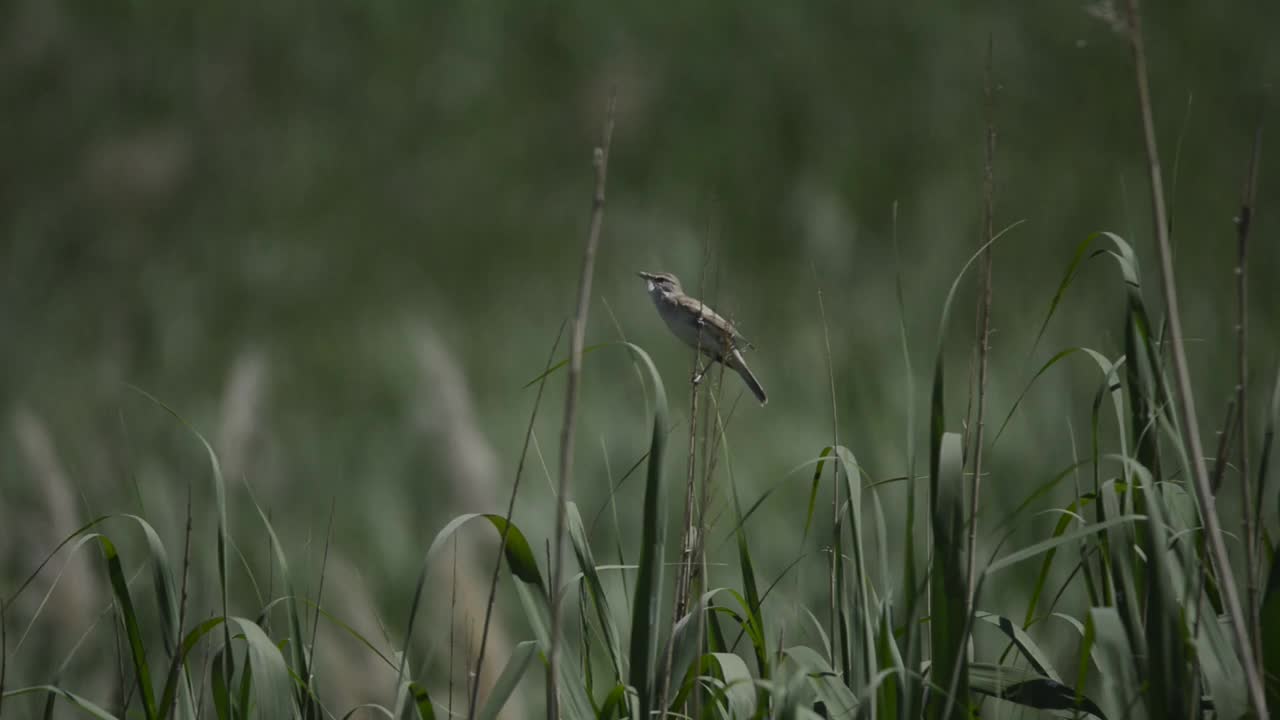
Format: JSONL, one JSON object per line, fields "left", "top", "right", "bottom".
{"left": 984, "top": 515, "right": 1144, "bottom": 575}
{"left": 245, "top": 489, "right": 315, "bottom": 719}
{"left": 477, "top": 641, "right": 537, "bottom": 720}
{"left": 967, "top": 662, "right": 1106, "bottom": 719}
{"left": 218, "top": 616, "right": 295, "bottom": 720}
{"left": 521, "top": 344, "right": 612, "bottom": 388}
{"left": 98, "top": 536, "right": 157, "bottom": 720}
{"left": 974, "top": 613, "right": 1059, "bottom": 681}
{"left": 660, "top": 586, "right": 733, "bottom": 703}
{"left": 617, "top": 342, "right": 669, "bottom": 720}
{"left": 127, "top": 387, "right": 236, "bottom": 717}
{"left": 596, "top": 684, "right": 630, "bottom": 720}
{"left": 1263, "top": 552, "right": 1280, "bottom": 711}
{"left": 923, "top": 227, "right": 1021, "bottom": 720}
{"left": 406, "top": 683, "right": 435, "bottom": 720}
{"left": 567, "top": 502, "right": 625, "bottom": 680}
{"left": 2, "top": 686, "right": 119, "bottom": 719}
{"left": 157, "top": 617, "right": 229, "bottom": 717}
{"left": 802, "top": 447, "right": 836, "bottom": 543}
{"left": 782, "top": 646, "right": 860, "bottom": 719}
{"left": 1262, "top": 366, "right": 1280, "bottom": 712}
{"left": 928, "top": 433, "right": 968, "bottom": 720}
{"left": 705, "top": 653, "right": 757, "bottom": 719}
{"left": 835, "top": 446, "right": 876, "bottom": 691}
{"left": 1087, "top": 607, "right": 1146, "bottom": 720}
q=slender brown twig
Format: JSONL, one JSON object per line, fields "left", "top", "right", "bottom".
{"left": 658, "top": 221, "right": 715, "bottom": 717}
{"left": 1210, "top": 399, "right": 1238, "bottom": 496}
{"left": 656, "top": 327, "right": 701, "bottom": 718}
{"left": 467, "top": 322, "right": 567, "bottom": 720}
{"left": 1123, "top": 1, "right": 1268, "bottom": 716}
{"left": 1235, "top": 122, "right": 1263, "bottom": 664}
{"left": 548, "top": 92, "right": 616, "bottom": 720}
{"left": 966, "top": 36, "right": 997, "bottom": 606}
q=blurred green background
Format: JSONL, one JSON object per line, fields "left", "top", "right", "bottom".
{"left": 3, "top": 0, "right": 1278, "bottom": 713}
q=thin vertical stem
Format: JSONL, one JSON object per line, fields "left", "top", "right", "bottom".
{"left": 547, "top": 92, "right": 616, "bottom": 720}
{"left": 815, "top": 277, "right": 840, "bottom": 675}
{"left": 469, "top": 323, "right": 567, "bottom": 720}
{"left": 966, "top": 36, "right": 997, "bottom": 605}
{"left": 450, "top": 538, "right": 459, "bottom": 717}
{"left": 1123, "top": 2, "right": 1268, "bottom": 716}
{"left": 1235, "top": 123, "right": 1262, "bottom": 664}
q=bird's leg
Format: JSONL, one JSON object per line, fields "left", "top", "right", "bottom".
{"left": 691, "top": 355, "right": 711, "bottom": 385}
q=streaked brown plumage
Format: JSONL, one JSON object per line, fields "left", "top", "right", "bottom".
{"left": 638, "top": 271, "right": 767, "bottom": 405}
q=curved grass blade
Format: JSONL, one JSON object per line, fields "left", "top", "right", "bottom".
{"left": 620, "top": 342, "right": 670, "bottom": 720}
{"left": 521, "top": 343, "right": 611, "bottom": 388}
{"left": 928, "top": 433, "right": 968, "bottom": 720}
{"left": 782, "top": 645, "right": 860, "bottom": 719}
{"left": 3, "top": 685, "right": 119, "bottom": 719}
{"left": 974, "top": 612, "right": 1059, "bottom": 681}
{"left": 477, "top": 641, "right": 537, "bottom": 720}
{"left": 221, "top": 616, "right": 294, "bottom": 720}
{"left": 968, "top": 662, "right": 1106, "bottom": 719}
{"left": 394, "top": 511, "right": 546, "bottom": 715}
{"left": 802, "top": 446, "right": 836, "bottom": 543}
{"left": 245, "top": 488, "right": 315, "bottom": 718}
{"left": 566, "top": 502, "right": 624, "bottom": 680}
{"left": 921, "top": 226, "right": 1024, "bottom": 720}
{"left": 127, "top": 386, "right": 236, "bottom": 715}
{"left": 99, "top": 536, "right": 157, "bottom": 720}
{"left": 157, "top": 617, "right": 229, "bottom": 717}
{"left": 984, "top": 515, "right": 1145, "bottom": 576}
{"left": 1087, "top": 607, "right": 1146, "bottom": 720}
{"left": 706, "top": 653, "right": 757, "bottom": 719}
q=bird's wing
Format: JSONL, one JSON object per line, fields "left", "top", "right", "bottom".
{"left": 675, "top": 295, "right": 752, "bottom": 349}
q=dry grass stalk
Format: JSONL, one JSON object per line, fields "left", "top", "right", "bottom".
{"left": 1123, "top": 0, "right": 1268, "bottom": 715}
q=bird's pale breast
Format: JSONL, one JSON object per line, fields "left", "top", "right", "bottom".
{"left": 656, "top": 295, "right": 731, "bottom": 359}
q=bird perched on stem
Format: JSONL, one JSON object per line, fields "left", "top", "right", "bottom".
{"left": 637, "top": 271, "right": 767, "bottom": 405}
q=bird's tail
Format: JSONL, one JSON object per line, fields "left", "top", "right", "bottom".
{"left": 729, "top": 351, "right": 768, "bottom": 406}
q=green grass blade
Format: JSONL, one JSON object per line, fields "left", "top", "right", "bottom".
{"left": 245, "top": 489, "right": 315, "bottom": 718}
{"left": 984, "top": 515, "right": 1145, "bottom": 576}
{"left": 221, "top": 617, "right": 294, "bottom": 720}
{"left": 406, "top": 683, "right": 435, "bottom": 720}
{"left": 928, "top": 432, "right": 968, "bottom": 720}
{"left": 394, "top": 512, "right": 545, "bottom": 716}
{"left": 157, "top": 617, "right": 228, "bottom": 717}
{"left": 782, "top": 645, "right": 859, "bottom": 719}
{"left": 974, "top": 612, "right": 1059, "bottom": 681}
{"left": 520, "top": 343, "right": 612, "bottom": 388}
{"left": 566, "top": 502, "right": 625, "bottom": 680}
{"left": 835, "top": 446, "right": 875, "bottom": 691}
{"left": 802, "top": 446, "right": 835, "bottom": 543}
{"left": 705, "top": 653, "right": 757, "bottom": 719}
{"left": 1262, "top": 551, "right": 1280, "bottom": 712}
{"left": 620, "top": 342, "right": 670, "bottom": 720}
{"left": 3, "top": 685, "right": 120, "bottom": 719}
{"left": 968, "top": 662, "right": 1106, "bottom": 719}
{"left": 99, "top": 536, "right": 158, "bottom": 720}
{"left": 477, "top": 641, "right": 537, "bottom": 720}
{"left": 128, "top": 387, "right": 236, "bottom": 716}
{"left": 1087, "top": 607, "right": 1146, "bottom": 720}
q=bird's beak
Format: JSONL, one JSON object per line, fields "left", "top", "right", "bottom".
{"left": 636, "top": 271, "right": 656, "bottom": 280}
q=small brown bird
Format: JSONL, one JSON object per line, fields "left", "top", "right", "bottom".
{"left": 638, "top": 271, "right": 767, "bottom": 405}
